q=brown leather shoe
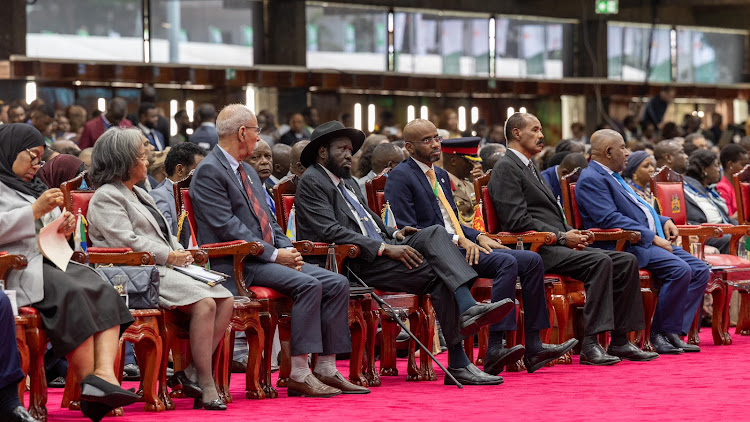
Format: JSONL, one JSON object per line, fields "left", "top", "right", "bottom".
{"left": 314, "top": 372, "right": 371, "bottom": 394}
{"left": 287, "top": 374, "right": 342, "bottom": 398}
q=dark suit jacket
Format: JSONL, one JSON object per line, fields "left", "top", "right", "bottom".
{"left": 295, "top": 163, "right": 396, "bottom": 265}
{"left": 385, "top": 158, "right": 481, "bottom": 243}
{"left": 541, "top": 165, "right": 562, "bottom": 203}
{"left": 279, "top": 130, "right": 311, "bottom": 146}
{"left": 190, "top": 124, "right": 219, "bottom": 150}
{"left": 489, "top": 150, "right": 574, "bottom": 269}
{"left": 576, "top": 160, "right": 671, "bottom": 267}
{"left": 190, "top": 146, "right": 292, "bottom": 284}
{"left": 78, "top": 116, "right": 133, "bottom": 149}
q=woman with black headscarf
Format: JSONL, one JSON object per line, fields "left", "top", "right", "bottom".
{"left": 0, "top": 124, "right": 137, "bottom": 422}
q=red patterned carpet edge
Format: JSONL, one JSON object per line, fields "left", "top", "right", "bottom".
{"left": 37, "top": 328, "right": 750, "bottom": 422}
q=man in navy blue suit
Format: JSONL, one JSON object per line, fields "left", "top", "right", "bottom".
{"left": 385, "top": 120, "right": 578, "bottom": 374}
{"left": 137, "top": 102, "right": 166, "bottom": 151}
{"left": 576, "top": 129, "right": 709, "bottom": 354}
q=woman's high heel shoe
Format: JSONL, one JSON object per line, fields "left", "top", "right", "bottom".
{"left": 79, "top": 375, "right": 139, "bottom": 408}
{"left": 167, "top": 370, "right": 203, "bottom": 399}
{"left": 193, "top": 398, "right": 227, "bottom": 411}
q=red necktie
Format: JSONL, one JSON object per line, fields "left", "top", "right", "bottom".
{"left": 237, "top": 165, "right": 273, "bottom": 244}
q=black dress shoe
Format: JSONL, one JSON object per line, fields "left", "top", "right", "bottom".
{"left": 48, "top": 376, "right": 66, "bottom": 388}
{"left": 664, "top": 333, "right": 700, "bottom": 352}
{"left": 607, "top": 342, "right": 659, "bottom": 361}
{"left": 459, "top": 299, "right": 514, "bottom": 337}
{"left": 579, "top": 343, "right": 621, "bottom": 366}
{"left": 167, "top": 370, "right": 203, "bottom": 399}
{"left": 79, "top": 375, "right": 140, "bottom": 408}
{"left": 444, "top": 364, "right": 503, "bottom": 386}
{"left": 483, "top": 345, "right": 526, "bottom": 375}
{"left": 8, "top": 406, "right": 40, "bottom": 422}
{"left": 524, "top": 339, "right": 579, "bottom": 373}
{"left": 650, "top": 332, "right": 684, "bottom": 354}
{"left": 81, "top": 400, "right": 112, "bottom": 422}
{"left": 193, "top": 398, "right": 227, "bottom": 411}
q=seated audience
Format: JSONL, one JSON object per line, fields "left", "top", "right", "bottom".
{"left": 0, "top": 124, "right": 137, "bottom": 421}
{"left": 289, "top": 140, "right": 310, "bottom": 178}
{"left": 352, "top": 134, "right": 388, "bottom": 179}
{"left": 386, "top": 119, "right": 576, "bottom": 375}
{"left": 169, "top": 110, "right": 191, "bottom": 146}
{"left": 36, "top": 154, "right": 87, "bottom": 190}
{"left": 654, "top": 140, "right": 688, "bottom": 174}
{"left": 278, "top": 113, "right": 311, "bottom": 146}
{"left": 490, "top": 113, "right": 650, "bottom": 365}
{"left": 438, "top": 137, "right": 483, "bottom": 227}
{"left": 357, "top": 142, "right": 404, "bottom": 206}
{"left": 78, "top": 98, "right": 132, "bottom": 149}
{"left": 716, "top": 144, "right": 749, "bottom": 218}
{"left": 149, "top": 142, "right": 206, "bottom": 237}
{"left": 49, "top": 140, "right": 81, "bottom": 156}
{"left": 245, "top": 139, "right": 276, "bottom": 213}
{"left": 190, "top": 104, "right": 219, "bottom": 151}
{"left": 683, "top": 149, "right": 736, "bottom": 254}
{"left": 87, "top": 128, "right": 232, "bottom": 410}
{"left": 7, "top": 102, "right": 27, "bottom": 124}
{"left": 295, "top": 120, "right": 515, "bottom": 385}
{"left": 190, "top": 105, "right": 368, "bottom": 397}
{"left": 269, "top": 143, "right": 292, "bottom": 186}
{"left": 541, "top": 152, "right": 588, "bottom": 203}
{"left": 79, "top": 147, "right": 93, "bottom": 169}
{"left": 576, "top": 129, "right": 708, "bottom": 354}
{"left": 30, "top": 105, "right": 56, "bottom": 146}
{"left": 479, "top": 143, "right": 506, "bottom": 173}
{"left": 622, "top": 150, "right": 657, "bottom": 209}
{"left": 147, "top": 147, "right": 170, "bottom": 187}
{"left": 137, "top": 103, "right": 166, "bottom": 152}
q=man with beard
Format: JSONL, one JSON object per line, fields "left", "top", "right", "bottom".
{"left": 385, "top": 120, "right": 576, "bottom": 375}
{"left": 294, "top": 121, "right": 515, "bottom": 386}
{"left": 190, "top": 105, "right": 366, "bottom": 397}
{"left": 489, "top": 113, "right": 651, "bottom": 365}
{"left": 138, "top": 102, "right": 166, "bottom": 151}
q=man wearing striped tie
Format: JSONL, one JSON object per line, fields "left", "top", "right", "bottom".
{"left": 384, "top": 121, "right": 577, "bottom": 377}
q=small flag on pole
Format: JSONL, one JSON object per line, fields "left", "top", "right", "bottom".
{"left": 74, "top": 209, "right": 88, "bottom": 252}
{"left": 472, "top": 204, "right": 485, "bottom": 232}
{"left": 381, "top": 201, "right": 397, "bottom": 230}
{"left": 286, "top": 205, "right": 297, "bottom": 241}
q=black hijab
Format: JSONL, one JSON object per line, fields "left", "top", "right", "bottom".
{"left": 0, "top": 123, "right": 49, "bottom": 198}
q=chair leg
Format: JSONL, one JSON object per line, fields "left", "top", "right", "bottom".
{"left": 133, "top": 336, "right": 165, "bottom": 412}
{"left": 156, "top": 313, "right": 174, "bottom": 410}
{"left": 362, "top": 305, "right": 381, "bottom": 387}
{"left": 275, "top": 317, "right": 291, "bottom": 388}
{"left": 688, "top": 308, "right": 701, "bottom": 346}
{"left": 211, "top": 328, "right": 231, "bottom": 404}
{"left": 405, "top": 310, "right": 421, "bottom": 381}
{"left": 417, "top": 296, "right": 436, "bottom": 381}
{"left": 379, "top": 316, "right": 398, "bottom": 376}
{"left": 711, "top": 282, "right": 731, "bottom": 345}
{"left": 736, "top": 291, "right": 750, "bottom": 335}
{"left": 475, "top": 326, "right": 489, "bottom": 367}
{"left": 245, "top": 320, "right": 265, "bottom": 399}
{"left": 25, "top": 322, "right": 48, "bottom": 421}
{"left": 15, "top": 323, "right": 29, "bottom": 407}
{"left": 347, "top": 299, "right": 368, "bottom": 386}
{"left": 551, "top": 295, "right": 572, "bottom": 364}
{"left": 640, "top": 287, "right": 657, "bottom": 352}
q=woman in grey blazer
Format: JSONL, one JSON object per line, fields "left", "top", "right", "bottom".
{"left": 0, "top": 124, "right": 137, "bottom": 422}
{"left": 86, "top": 128, "right": 232, "bottom": 411}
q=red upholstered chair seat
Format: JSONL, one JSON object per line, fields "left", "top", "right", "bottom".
{"left": 481, "top": 186, "right": 500, "bottom": 233}
{"left": 248, "top": 286, "right": 289, "bottom": 300}
{"left": 705, "top": 254, "right": 750, "bottom": 269}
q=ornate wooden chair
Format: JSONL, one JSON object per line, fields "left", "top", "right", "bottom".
{"left": 60, "top": 173, "right": 170, "bottom": 412}
{"left": 272, "top": 175, "right": 377, "bottom": 386}
{"left": 174, "top": 171, "right": 274, "bottom": 399}
{"left": 730, "top": 164, "right": 750, "bottom": 335}
{"left": 650, "top": 166, "right": 750, "bottom": 345}
{"left": 475, "top": 171, "right": 563, "bottom": 368}
{"left": 1, "top": 252, "right": 30, "bottom": 409}
{"left": 365, "top": 169, "right": 436, "bottom": 380}
{"left": 560, "top": 168, "right": 656, "bottom": 351}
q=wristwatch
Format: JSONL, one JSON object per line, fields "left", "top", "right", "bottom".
{"left": 377, "top": 243, "right": 386, "bottom": 256}
{"left": 557, "top": 231, "right": 567, "bottom": 246}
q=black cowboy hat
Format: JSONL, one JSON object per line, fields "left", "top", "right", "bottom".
{"left": 300, "top": 120, "right": 365, "bottom": 168}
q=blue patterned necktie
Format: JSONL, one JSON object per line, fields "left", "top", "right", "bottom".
{"left": 337, "top": 182, "right": 382, "bottom": 241}
{"left": 612, "top": 172, "right": 665, "bottom": 238}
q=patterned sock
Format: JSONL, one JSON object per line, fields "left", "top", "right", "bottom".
{"left": 289, "top": 354, "right": 311, "bottom": 383}
{"left": 312, "top": 354, "right": 338, "bottom": 377}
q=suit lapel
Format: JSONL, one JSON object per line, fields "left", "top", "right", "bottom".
{"left": 592, "top": 161, "right": 643, "bottom": 208}
{"left": 312, "top": 164, "right": 359, "bottom": 226}
{"left": 406, "top": 158, "right": 444, "bottom": 222}
{"left": 508, "top": 151, "right": 558, "bottom": 204}
{"left": 117, "top": 183, "right": 169, "bottom": 244}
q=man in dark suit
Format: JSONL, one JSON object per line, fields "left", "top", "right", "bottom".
{"left": 576, "top": 129, "right": 708, "bottom": 353}
{"left": 190, "top": 104, "right": 219, "bottom": 150}
{"left": 190, "top": 105, "right": 368, "bottom": 397}
{"left": 295, "top": 121, "right": 515, "bottom": 386}
{"left": 137, "top": 102, "right": 166, "bottom": 151}
{"left": 245, "top": 139, "right": 276, "bottom": 215}
{"left": 78, "top": 97, "right": 133, "bottom": 149}
{"left": 279, "top": 113, "right": 311, "bottom": 146}
{"left": 385, "top": 123, "right": 577, "bottom": 375}
{"left": 490, "top": 113, "right": 656, "bottom": 365}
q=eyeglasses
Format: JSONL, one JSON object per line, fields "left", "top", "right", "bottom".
{"left": 242, "top": 126, "right": 261, "bottom": 135}
{"left": 420, "top": 135, "right": 443, "bottom": 144}
{"left": 25, "top": 149, "right": 45, "bottom": 167}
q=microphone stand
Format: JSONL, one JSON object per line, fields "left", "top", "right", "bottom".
{"left": 346, "top": 266, "right": 463, "bottom": 388}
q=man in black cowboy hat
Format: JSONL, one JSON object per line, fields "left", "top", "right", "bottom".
{"left": 190, "top": 105, "right": 368, "bottom": 398}
{"left": 294, "top": 121, "right": 514, "bottom": 386}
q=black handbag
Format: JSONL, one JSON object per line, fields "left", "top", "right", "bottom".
{"left": 95, "top": 265, "right": 160, "bottom": 309}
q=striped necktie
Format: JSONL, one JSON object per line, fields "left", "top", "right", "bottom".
{"left": 426, "top": 168, "right": 465, "bottom": 237}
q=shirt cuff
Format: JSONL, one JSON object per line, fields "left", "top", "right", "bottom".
{"left": 452, "top": 235, "right": 459, "bottom": 245}
{"left": 269, "top": 249, "right": 279, "bottom": 262}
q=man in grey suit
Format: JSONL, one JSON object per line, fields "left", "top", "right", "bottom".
{"left": 190, "top": 105, "right": 368, "bottom": 397}
{"left": 489, "top": 112, "right": 655, "bottom": 365}
{"left": 149, "top": 142, "right": 206, "bottom": 246}
{"left": 190, "top": 104, "right": 219, "bottom": 150}
{"left": 295, "top": 121, "right": 514, "bottom": 386}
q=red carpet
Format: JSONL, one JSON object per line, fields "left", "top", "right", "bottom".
{"left": 37, "top": 328, "right": 750, "bottom": 422}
